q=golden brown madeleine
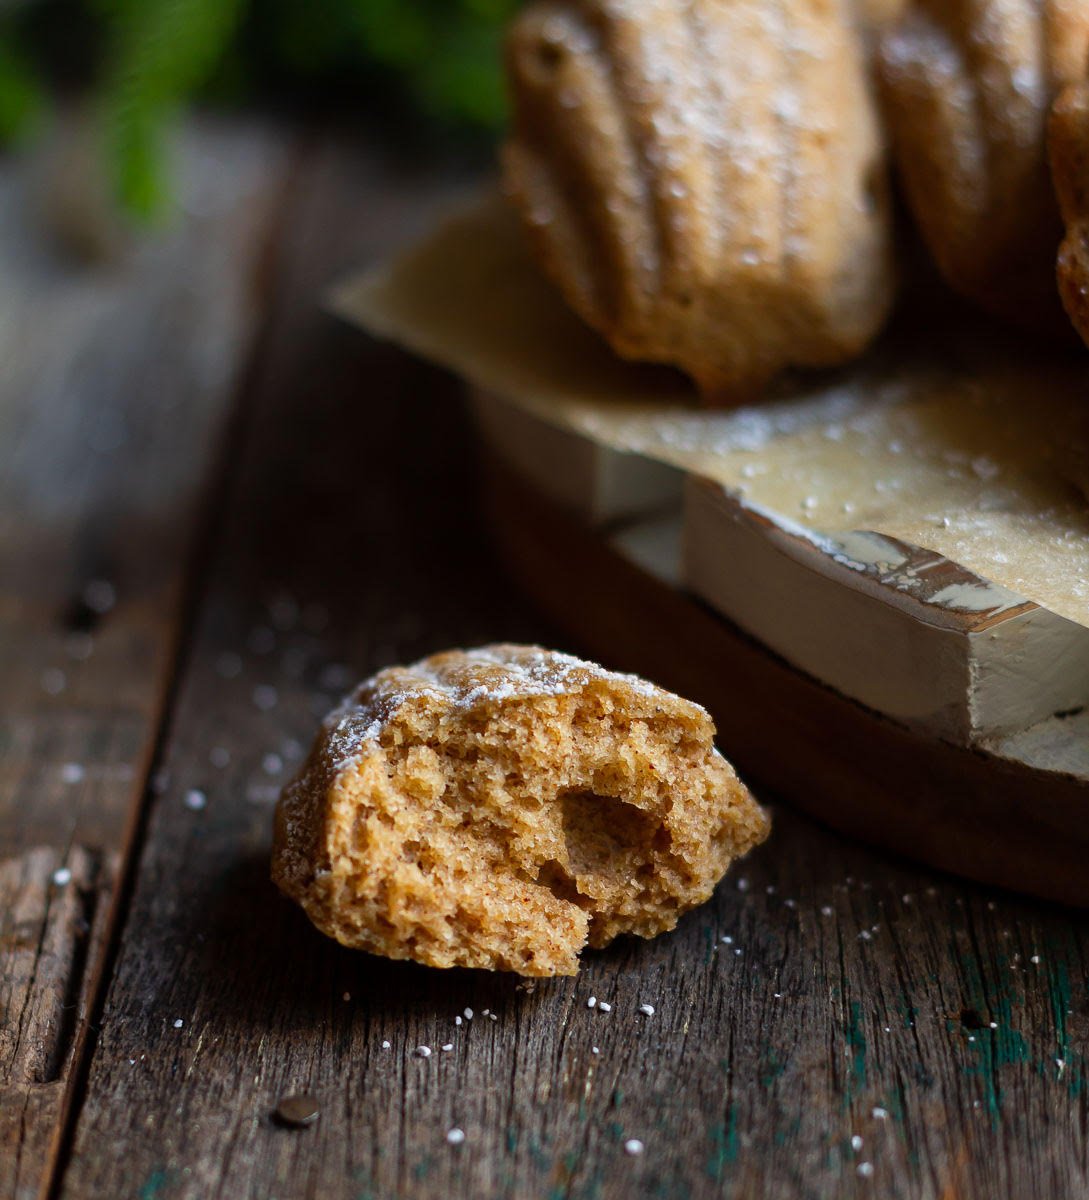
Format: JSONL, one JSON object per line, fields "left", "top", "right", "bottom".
{"left": 502, "top": 0, "right": 896, "bottom": 405}
{"left": 272, "top": 645, "right": 769, "bottom": 976}
{"left": 879, "top": 0, "right": 1089, "bottom": 330}
{"left": 1051, "top": 82, "right": 1089, "bottom": 350}
{"left": 853, "top": 0, "right": 907, "bottom": 39}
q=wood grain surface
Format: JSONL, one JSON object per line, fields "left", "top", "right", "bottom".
{"left": 2, "top": 124, "right": 1088, "bottom": 1200}
{"left": 0, "top": 120, "right": 285, "bottom": 1200}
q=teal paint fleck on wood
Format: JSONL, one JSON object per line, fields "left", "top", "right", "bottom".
{"left": 761, "top": 1046, "right": 786, "bottom": 1089}
{"left": 1050, "top": 958, "right": 1071, "bottom": 1062}
{"left": 959, "top": 951, "right": 1031, "bottom": 1121}
{"left": 773, "top": 1114, "right": 802, "bottom": 1147}
{"left": 703, "top": 923, "right": 716, "bottom": 965}
{"left": 1043, "top": 958, "right": 1085, "bottom": 1098}
{"left": 705, "top": 1108, "right": 739, "bottom": 1181}
{"left": 845, "top": 1000, "right": 867, "bottom": 1102}
{"left": 526, "top": 1131, "right": 553, "bottom": 1173}
{"left": 651, "top": 1172, "right": 692, "bottom": 1200}
{"left": 138, "top": 1169, "right": 170, "bottom": 1200}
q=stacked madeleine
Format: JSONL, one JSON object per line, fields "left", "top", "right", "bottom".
{"left": 501, "top": 0, "right": 1089, "bottom": 403}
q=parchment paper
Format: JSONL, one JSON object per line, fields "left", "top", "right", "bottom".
{"left": 335, "top": 195, "right": 1089, "bottom": 631}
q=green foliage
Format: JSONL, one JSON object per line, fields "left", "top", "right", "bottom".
{"left": 98, "top": 0, "right": 247, "bottom": 218}
{"left": 0, "top": 0, "right": 517, "bottom": 218}
{"left": 0, "top": 26, "right": 44, "bottom": 145}
{"left": 345, "top": 0, "right": 518, "bottom": 125}
{"left": 256, "top": 0, "right": 518, "bottom": 126}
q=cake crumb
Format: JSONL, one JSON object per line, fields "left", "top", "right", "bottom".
{"left": 273, "top": 647, "right": 768, "bottom": 978}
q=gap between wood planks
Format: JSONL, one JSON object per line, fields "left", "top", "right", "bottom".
{"left": 40, "top": 128, "right": 477, "bottom": 1199}
{"left": 39, "top": 134, "right": 308, "bottom": 1200}
{"left": 0, "top": 117, "right": 300, "bottom": 1200}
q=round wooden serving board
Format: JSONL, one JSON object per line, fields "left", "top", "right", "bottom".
{"left": 483, "top": 457, "right": 1089, "bottom": 908}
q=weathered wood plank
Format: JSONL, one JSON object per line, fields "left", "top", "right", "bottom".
{"left": 58, "top": 143, "right": 1089, "bottom": 1200}
{"left": 0, "top": 848, "right": 112, "bottom": 1200}
{"left": 0, "top": 119, "right": 288, "bottom": 1200}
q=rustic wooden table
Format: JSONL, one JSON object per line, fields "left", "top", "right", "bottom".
{"left": 3, "top": 119, "right": 1088, "bottom": 1200}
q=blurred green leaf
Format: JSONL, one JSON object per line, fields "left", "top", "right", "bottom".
{"left": 0, "top": 27, "right": 44, "bottom": 145}
{"left": 99, "top": 0, "right": 247, "bottom": 217}
{"left": 3, "top": 0, "right": 520, "bottom": 214}
{"left": 248, "top": 0, "right": 517, "bottom": 125}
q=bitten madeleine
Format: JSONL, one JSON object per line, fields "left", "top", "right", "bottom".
{"left": 1051, "top": 81, "right": 1089, "bottom": 350}
{"left": 272, "top": 645, "right": 769, "bottom": 977}
{"left": 879, "top": 0, "right": 1089, "bottom": 331}
{"left": 502, "top": 0, "right": 896, "bottom": 404}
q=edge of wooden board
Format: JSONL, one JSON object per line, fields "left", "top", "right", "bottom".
{"left": 468, "top": 385, "right": 1089, "bottom": 748}
{"left": 481, "top": 456, "right": 1089, "bottom": 908}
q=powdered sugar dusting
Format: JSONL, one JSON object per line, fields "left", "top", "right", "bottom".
{"left": 504, "top": 0, "right": 890, "bottom": 393}
{"left": 317, "top": 646, "right": 696, "bottom": 775}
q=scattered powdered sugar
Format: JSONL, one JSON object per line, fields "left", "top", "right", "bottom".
{"left": 317, "top": 646, "right": 700, "bottom": 776}
{"left": 82, "top": 578, "right": 117, "bottom": 614}
{"left": 216, "top": 651, "right": 242, "bottom": 679}
{"left": 41, "top": 668, "right": 67, "bottom": 695}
